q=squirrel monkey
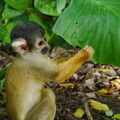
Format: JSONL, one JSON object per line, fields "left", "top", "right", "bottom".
{"left": 5, "top": 21, "right": 94, "bottom": 120}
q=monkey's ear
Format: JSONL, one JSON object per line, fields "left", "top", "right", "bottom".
{"left": 11, "top": 38, "right": 28, "bottom": 54}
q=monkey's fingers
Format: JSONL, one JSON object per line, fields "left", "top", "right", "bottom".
{"left": 80, "top": 45, "right": 94, "bottom": 61}
{"left": 83, "top": 45, "right": 94, "bottom": 57}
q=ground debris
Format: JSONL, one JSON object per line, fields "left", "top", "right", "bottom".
{"left": 1, "top": 46, "right": 120, "bottom": 120}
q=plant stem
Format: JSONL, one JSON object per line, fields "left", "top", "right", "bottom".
{"left": 47, "top": 33, "right": 57, "bottom": 45}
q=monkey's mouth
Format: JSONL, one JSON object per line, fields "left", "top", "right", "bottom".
{"left": 41, "top": 47, "right": 49, "bottom": 54}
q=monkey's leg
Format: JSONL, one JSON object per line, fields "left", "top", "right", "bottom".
{"left": 56, "top": 46, "right": 94, "bottom": 82}
{"left": 26, "top": 88, "right": 56, "bottom": 120}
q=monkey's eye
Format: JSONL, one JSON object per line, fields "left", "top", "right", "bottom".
{"left": 38, "top": 41, "right": 43, "bottom": 46}
{"left": 44, "top": 38, "right": 46, "bottom": 41}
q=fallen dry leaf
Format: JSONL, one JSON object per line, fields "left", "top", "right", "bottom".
{"left": 84, "top": 78, "right": 95, "bottom": 90}
{"left": 117, "top": 96, "right": 120, "bottom": 100}
{"left": 59, "top": 83, "right": 75, "bottom": 88}
{"left": 74, "top": 108, "right": 85, "bottom": 118}
{"left": 111, "top": 79, "right": 120, "bottom": 90}
{"left": 86, "top": 92, "right": 96, "bottom": 98}
{"left": 104, "top": 68, "right": 116, "bottom": 76}
{"left": 89, "top": 99, "right": 109, "bottom": 111}
{"left": 100, "top": 69, "right": 110, "bottom": 72}
{"left": 97, "top": 88, "right": 113, "bottom": 95}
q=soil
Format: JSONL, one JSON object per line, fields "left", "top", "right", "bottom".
{"left": 0, "top": 45, "right": 120, "bottom": 120}
{"left": 55, "top": 87, "right": 120, "bottom": 120}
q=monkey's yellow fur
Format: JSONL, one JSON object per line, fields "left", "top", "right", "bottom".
{"left": 5, "top": 46, "right": 94, "bottom": 120}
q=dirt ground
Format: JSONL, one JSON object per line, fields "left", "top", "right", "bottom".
{"left": 55, "top": 86, "right": 120, "bottom": 120}
{"left": 0, "top": 45, "right": 120, "bottom": 120}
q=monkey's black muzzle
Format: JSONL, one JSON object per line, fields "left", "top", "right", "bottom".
{"left": 41, "top": 46, "right": 50, "bottom": 54}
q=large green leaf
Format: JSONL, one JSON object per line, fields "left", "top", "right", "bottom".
{"left": 28, "top": 12, "right": 51, "bottom": 40}
{"left": 53, "top": 0, "right": 120, "bottom": 67}
{"left": 0, "top": 0, "right": 5, "bottom": 15}
{"left": 4, "top": 21, "right": 21, "bottom": 43}
{"left": 34, "top": 0, "right": 67, "bottom": 16}
{"left": 4, "top": 0, "right": 30, "bottom": 10}
{"left": 0, "top": 23, "right": 8, "bottom": 40}
{"left": 1, "top": 6, "right": 24, "bottom": 20}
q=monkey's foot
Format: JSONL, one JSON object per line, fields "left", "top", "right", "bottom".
{"left": 80, "top": 45, "right": 94, "bottom": 61}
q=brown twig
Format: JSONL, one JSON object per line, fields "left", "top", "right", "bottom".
{"left": 78, "top": 92, "right": 93, "bottom": 120}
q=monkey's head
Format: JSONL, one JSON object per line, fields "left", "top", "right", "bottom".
{"left": 11, "top": 21, "right": 50, "bottom": 55}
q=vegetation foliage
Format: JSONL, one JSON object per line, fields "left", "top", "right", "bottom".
{"left": 53, "top": 0, "right": 120, "bottom": 67}
{"left": 0, "top": 0, "right": 120, "bottom": 75}
{"left": 0, "top": 0, "right": 69, "bottom": 47}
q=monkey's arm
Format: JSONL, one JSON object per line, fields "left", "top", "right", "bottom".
{"left": 55, "top": 46, "right": 94, "bottom": 82}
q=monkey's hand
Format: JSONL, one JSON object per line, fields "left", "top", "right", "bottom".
{"left": 55, "top": 45, "right": 94, "bottom": 82}
{"left": 78, "top": 45, "right": 94, "bottom": 62}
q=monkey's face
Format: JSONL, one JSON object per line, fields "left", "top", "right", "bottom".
{"left": 34, "top": 37, "right": 50, "bottom": 54}
{"left": 12, "top": 37, "right": 50, "bottom": 55}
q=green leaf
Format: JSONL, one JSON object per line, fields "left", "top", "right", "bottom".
{"left": 53, "top": 0, "right": 120, "bottom": 67}
{"left": 28, "top": 12, "right": 50, "bottom": 40}
{"left": 34, "top": 0, "right": 65, "bottom": 16}
{"left": 49, "top": 35, "right": 71, "bottom": 49}
{"left": 4, "top": 21, "right": 21, "bottom": 43}
{"left": 2, "top": 6, "right": 24, "bottom": 20}
{"left": 105, "top": 111, "right": 113, "bottom": 117}
{"left": 0, "top": 67, "right": 8, "bottom": 80}
{"left": 57, "top": 0, "right": 67, "bottom": 14}
{"left": 0, "top": 0, "right": 5, "bottom": 15}
{"left": 4, "top": 0, "right": 30, "bottom": 10}
{"left": 0, "top": 23, "right": 8, "bottom": 40}
{"left": 113, "top": 114, "right": 120, "bottom": 119}
{"left": 0, "top": 100, "right": 6, "bottom": 105}
{"left": 0, "top": 79, "right": 5, "bottom": 92}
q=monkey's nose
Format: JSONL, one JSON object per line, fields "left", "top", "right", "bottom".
{"left": 41, "top": 46, "right": 50, "bottom": 54}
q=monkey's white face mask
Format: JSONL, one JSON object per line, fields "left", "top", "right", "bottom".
{"left": 11, "top": 38, "right": 50, "bottom": 55}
